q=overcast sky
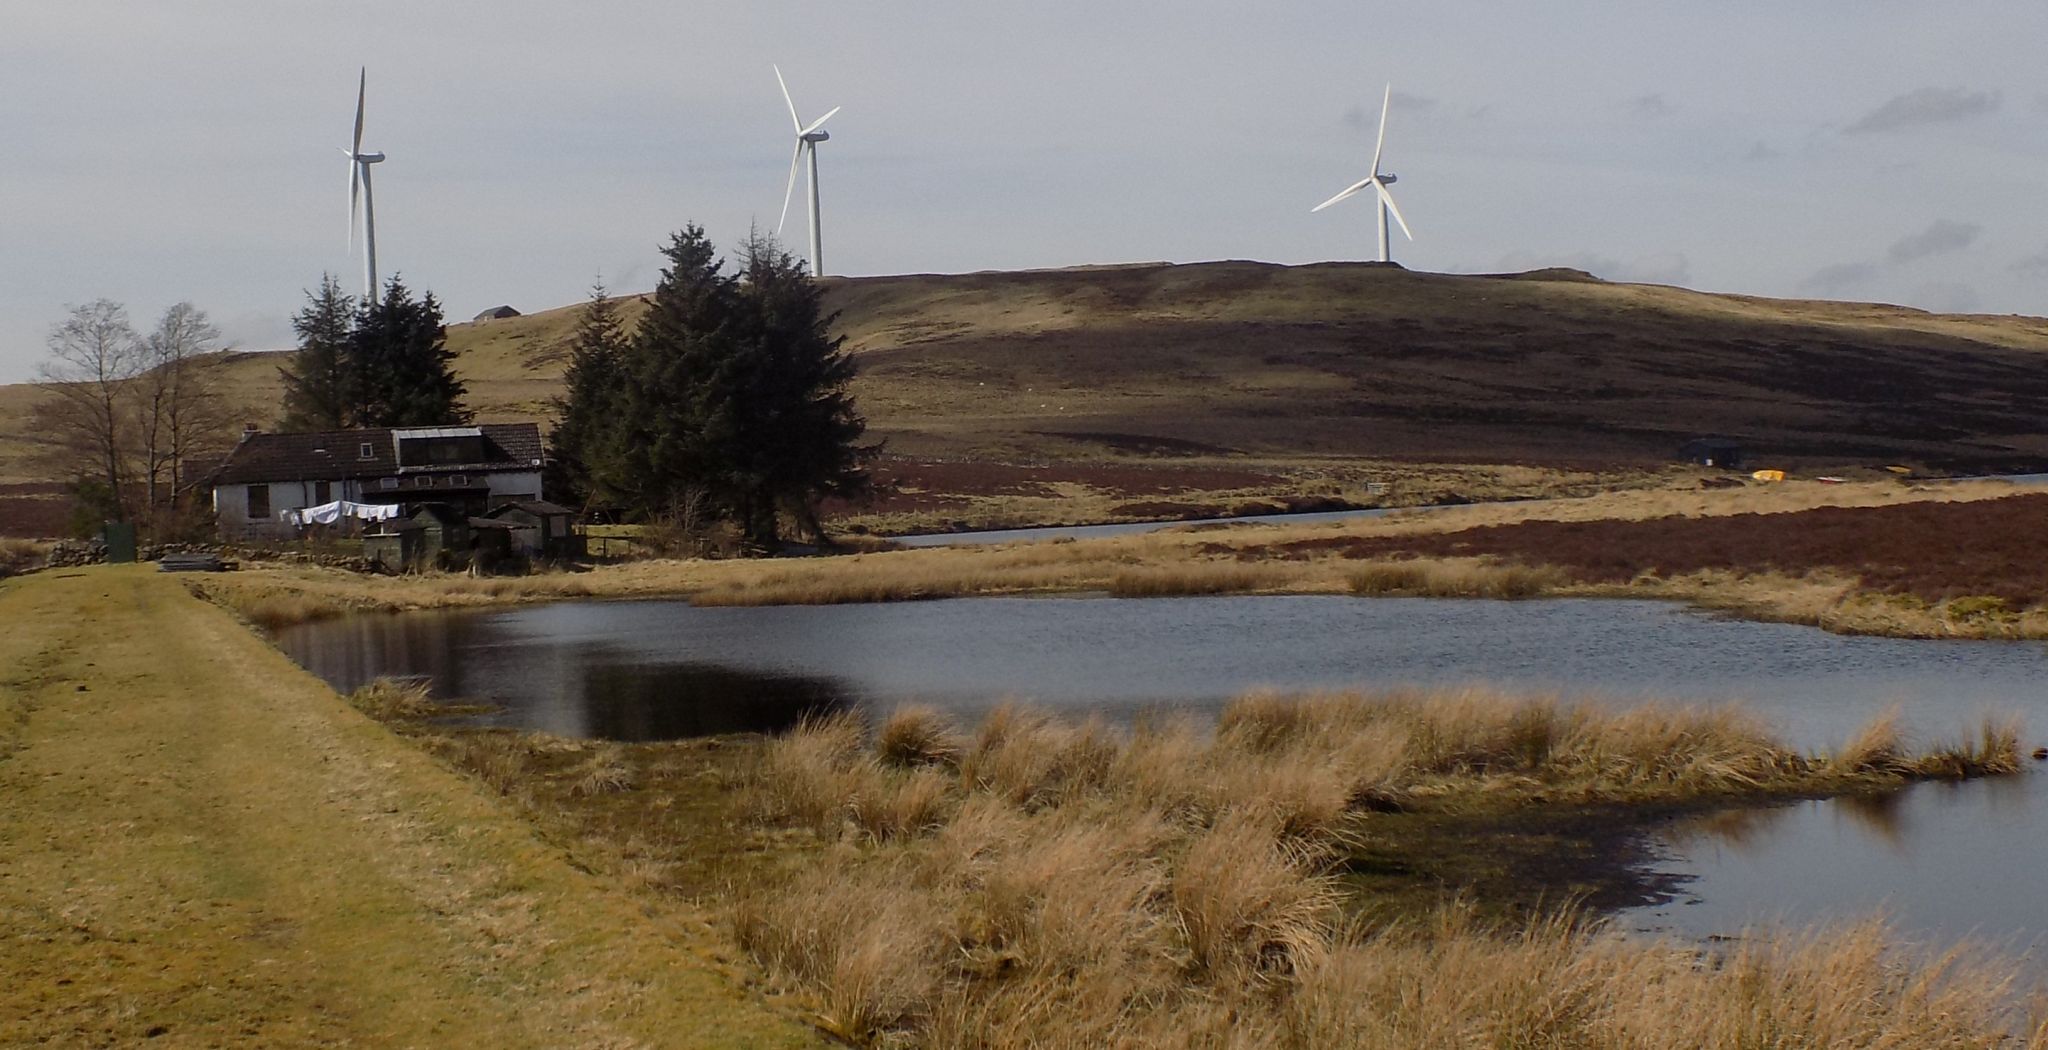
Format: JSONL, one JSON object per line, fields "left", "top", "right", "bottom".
{"left": 4, "top": 2, "right": 2045, "bottom": 383}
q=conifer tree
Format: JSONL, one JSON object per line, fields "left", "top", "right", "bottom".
{"left": 352, "top": 277, "right": 469, "bottom": 427}
{"left": 732, "top": 231, "right": 873, "bottom": 541}
{"left": 560, "top": 225, "right": 872, "bottom": 548}
{"left": 546, "top": 283, "right": 633, "bottom": 512}
{"left": 279, "top": 275, "right": 356, "bottom": 430}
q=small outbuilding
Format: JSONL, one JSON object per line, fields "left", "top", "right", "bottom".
{"left": 472, "top": 305, "right": 521, "bottom": 322}
{"left": 364, "top": 503, "right": 472, "bottom": 572}
{"left": 1678, "top": 437, "right": 1745, "bottom": 470}
{"left": 485, "top": 499, "right": 580, "bottom": 560}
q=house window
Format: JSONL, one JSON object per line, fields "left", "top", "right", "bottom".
{"left": 359, "top": 442, "right": 374, "bottom": 460}
{"left": 247, "top": 484, "right": 271, "bottom": 520}
{"left": 421, "top": 475, "right": 435, "bottom": 487}
{"left": 314, "top": 480, "right": 331, "bottom": 504}
{"left": 450, "top": 474, "right": 466, "bottom": 486}
{"left": 379, "top": 477, "right": 398, "bottom": 490}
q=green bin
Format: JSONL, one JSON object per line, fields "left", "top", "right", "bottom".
{"left": 103, "top": 522, "right": 137, "bottom": 563}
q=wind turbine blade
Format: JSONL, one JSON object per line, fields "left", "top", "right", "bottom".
{"left": 1311, "top": 177, "right": 1373, "bottom": 213}
{"left": 774, "top": 64, "right": 802, "bottom": 132}
{"left": 353, "top": 67, "right": 367, "bottom": 158}
{"left": 777, "top": 141, "right": 804, "bottom": 233}
{"left": 1371, "top": 83, "right": 1390, "bottom": 176}
{"left": 800, "top": 105, "right": 841, "bottom": 136}
{"left": 1375, "top": 181, "right": 1414, "bottom": 241}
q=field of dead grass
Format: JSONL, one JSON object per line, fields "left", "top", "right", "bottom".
{"left": 730, "top": 695, "right": 2031, "bottom": 1046}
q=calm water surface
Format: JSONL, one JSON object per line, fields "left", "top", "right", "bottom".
{"left": 275, "top": 594, "right": 2048, "bottom": 955}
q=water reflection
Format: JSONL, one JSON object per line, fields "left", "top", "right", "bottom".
{"left": 1632, "top": 775, "right": 2047, "bottom": 956}
{"left": 281, "top": 609, "right": 851, "bottom": 740}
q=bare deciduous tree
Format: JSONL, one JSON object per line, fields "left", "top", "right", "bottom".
{"left": 35, "top": 300, "right": 144, "bottom": 522}
{"left": 137, "top": 302, "right": 230, "bottom": 524}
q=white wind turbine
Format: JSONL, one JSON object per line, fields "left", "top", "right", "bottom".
{"left": 341, "top": 67, "right": 387, "bottom": 298}
{"left": 1312, "top": 84, "right": 1412, "bottom": 263}
{"left": 774, "top": 64, "right": 841, "bottom": 277}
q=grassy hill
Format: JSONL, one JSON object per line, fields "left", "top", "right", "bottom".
{"left": 6, "top": 261, "right": 2048, "bottom": 531}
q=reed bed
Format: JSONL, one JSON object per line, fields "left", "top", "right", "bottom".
{"left": 738, "top": 692, "right": 2036, "bottom": 1047}
{"left": 1346, "top": 558, "right": 1566, "bottom": 599}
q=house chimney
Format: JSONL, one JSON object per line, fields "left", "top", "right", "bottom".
{"left": 240, "top": 423, "right": 259, "bottom": 444}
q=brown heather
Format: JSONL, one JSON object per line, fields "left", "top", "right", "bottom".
{"left": 736, "top": 690, "right": 2039, "bottom": 1047}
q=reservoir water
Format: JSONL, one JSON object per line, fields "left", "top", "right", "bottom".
{"left": 275, "top": 594, "right": 2048, "bottom": 957}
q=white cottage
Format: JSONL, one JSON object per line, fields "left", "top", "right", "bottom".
{"left": 211, "top": 423, "right": 546, "bottom": 541}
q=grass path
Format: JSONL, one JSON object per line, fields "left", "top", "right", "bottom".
{"left": 0, "top": 565, "right": 820, "bottom": 1048}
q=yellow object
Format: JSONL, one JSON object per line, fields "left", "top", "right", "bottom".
{"left": 1751, "top": 469, "right": 1785, "bottom": 483}
{"left": 1884, "top": 465, "right": 1913, "bottom": 476}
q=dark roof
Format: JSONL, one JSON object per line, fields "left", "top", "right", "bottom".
{"left": 488, "top": 499, "right": 575, "bottom": 518}
{"left": 212, "top": 423, "right": 543, "bottom": 485}
{"left": 473, "top": 305, "right": 521, "bottom": 321}
{"left": 411, "top": 503, "right": 469, "bottom": 528}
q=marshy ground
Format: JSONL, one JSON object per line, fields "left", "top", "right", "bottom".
{"left": 187, "top": 476, "right": 2048, "bottom": 641}
{"left": 365, "top": 687, "right": 2038, "bottom": 1048}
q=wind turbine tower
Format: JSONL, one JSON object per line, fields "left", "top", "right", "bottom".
{"left": 1312, "top": 84, "right": 1412, "bottom": 263}
{"left": 341, "top": 67, "right": 387, "bottom": 298}
{"left": 774, "top": 64, "right": 841, "bottom": 277}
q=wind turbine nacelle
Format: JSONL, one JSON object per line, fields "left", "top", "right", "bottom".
{"left": 359, "top": 152, "right": 387, "bottom": 164}
{"left": 801, "top": 130, "right": 830, "bottom": 143}
{"left": 1379, "top": 172, "right": 1396, "bottom": 185}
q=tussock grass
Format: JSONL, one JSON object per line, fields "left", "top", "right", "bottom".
{"left": 1919, "top": 717, "right": 2023, "bottom": 778}
{"left": 1347, "top": 557, "right": 1566, "bottom": 598}
{"left": 874, "top": 705, "right": 963, "bottom": 769}
{"left": 345, "top": 677, "right": 437, "bottom": 721}
{"left": 0, "top": 537, "right": 50, "bottom": 577}
{"left": 570, "top": 744, "right": 636, "bottom": 797}
{"left": 1107, "top": 562, "right": 1296, "bottom": 597}
{"left": 736, "top": 693, "right": 2041, "bottom": 1047}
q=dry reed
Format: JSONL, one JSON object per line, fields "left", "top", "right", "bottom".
{"left": 735, "top": 691, "right": 2040, "bottom": 1047}
{"left": 345, "top": 677, "right": 438, "bottom": 721}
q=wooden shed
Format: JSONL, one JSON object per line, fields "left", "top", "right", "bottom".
{"left": 364, "top": 503, "right": 472, "bottom": 572}
{"left": 486, "top": 499, "right": 580, "bottom": 559}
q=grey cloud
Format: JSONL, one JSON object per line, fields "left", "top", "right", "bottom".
{"left": 1800, "top": 262, "right": 1877, "bottom": 293}
{"left": 1844, "top": 87, "right": 2000, "bottom": 134}
{"left": 1887, "top": 219, "right": 1981, "bottom": 264}
{"left": 2009, "top": 250, "right": 2048, "bottom": 274}
{"left": 1627, "top": 93, "right": 1672, "bottom": 119}
{"left": 1742, "top": 141, "right": 1780, "bottom": 161}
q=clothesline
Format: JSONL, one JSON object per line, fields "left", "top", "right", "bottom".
{"left": 280, "top": 500, "right": 404, "bottom": 527}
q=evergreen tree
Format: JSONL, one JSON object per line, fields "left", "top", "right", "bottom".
{"left": 546, "top": 283, "right": 633, "bottom": 512}
{"left": 279, "top": 275, "right": 357, "bottom": 431}
{"left": 352, "top": 277, "right": 469, "bottom": 427}
{"left": 606, "top": 226, "right": 740, "bottom": 519}
{"left": 733, "top": 231, "right": 873, "bottom": 541}
{"left": 563, "top": 225, "right": 872, "bottom": 549}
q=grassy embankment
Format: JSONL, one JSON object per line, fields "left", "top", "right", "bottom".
{"left": 188, "top": 477, "right": 2048, "bottom": 640}
{"left": 352, "top": 679, "right": 2040, "bottom": 1048}
{"left": 0, "top": 567, "right": 821, "bottom": 1048}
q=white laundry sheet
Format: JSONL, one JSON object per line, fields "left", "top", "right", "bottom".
{"left": 281, "top": 500, "right": 404, "bottom": 526}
